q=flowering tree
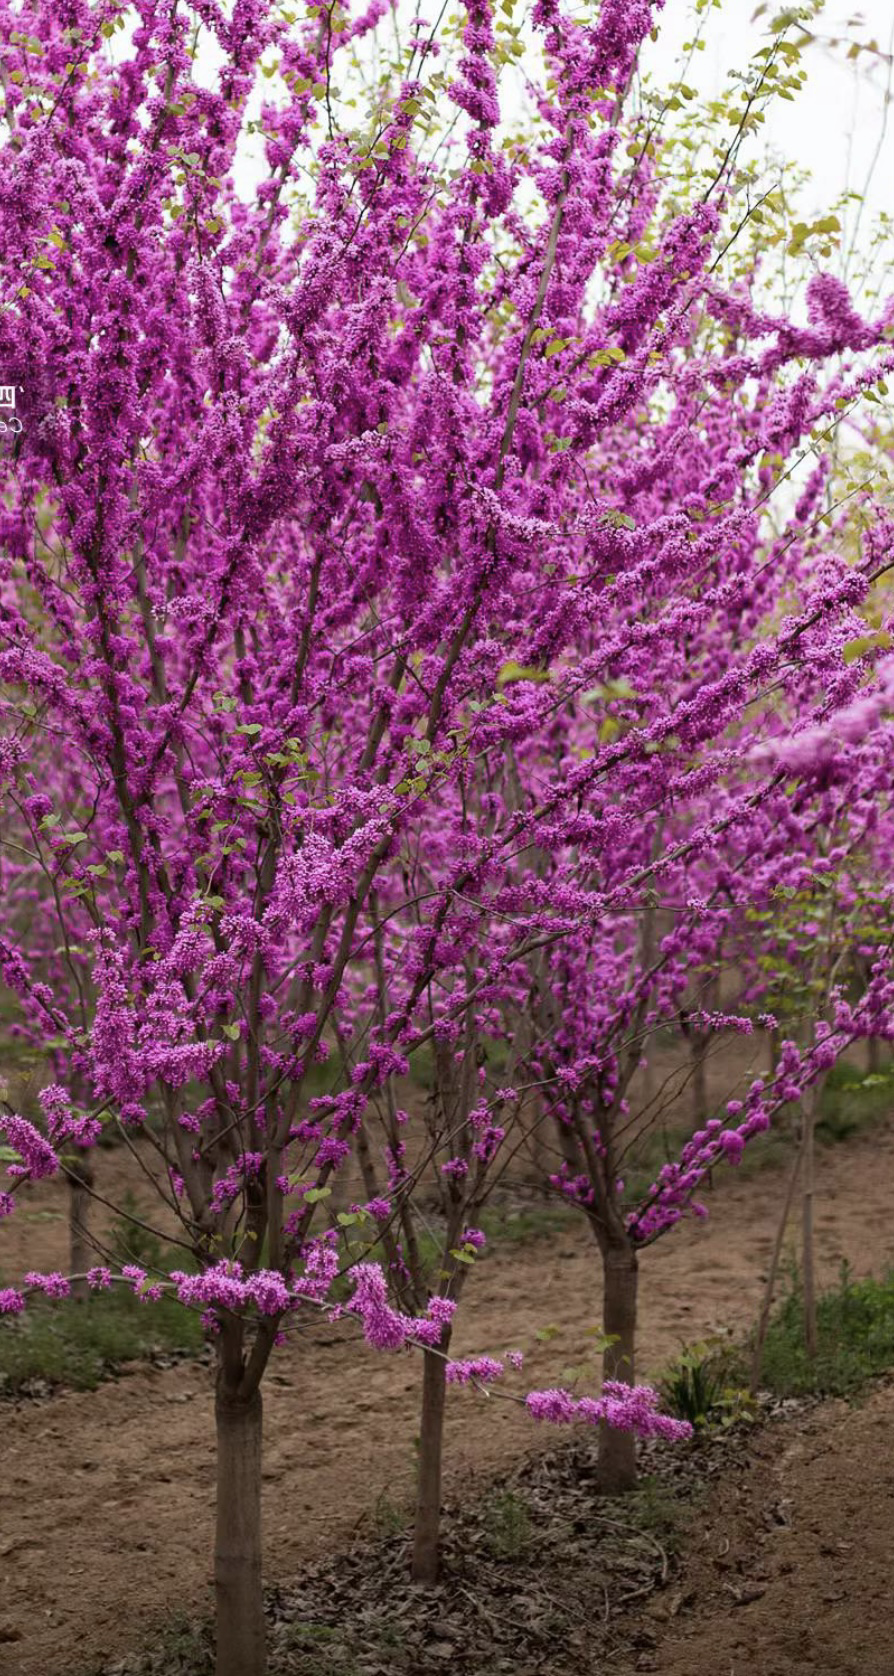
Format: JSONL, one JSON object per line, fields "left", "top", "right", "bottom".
{"left": 2, "top": 0, "right": 894, "bottom": 1671}
{"left": 511, "top": 399, "right": 894, "bottom": 1486}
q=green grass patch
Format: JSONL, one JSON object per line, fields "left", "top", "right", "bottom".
{"left": 0, "top": 1282, "right": 204, "bottom": 1396}
{"left": 815, "top": 1057, "right": 894, "bottom": 1143}
{"left": 658, "top": 1264, "right": 894, "bottom": 1414}
{"left": 0, "top": 1193, "right": 203, "bottom": 1396}
{"left": 478, "top": 1200, "right": 575, "bottom": 1244}
{"left": 747, "top": 1263, "right": 894, "bottom": 1399}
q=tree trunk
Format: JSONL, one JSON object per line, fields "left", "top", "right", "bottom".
{"left": 690, "top": 972, "right": 718, "bottom": 1129}
{"left": 411, "top": 1337, "right": 451, "bottom": 1583}
{"left": 801, "top": 1088, "right": 818, "bottom": 1360}
{"left": 68, "top": 1154, "right": 93, "bottom": 1302}
{"left": 750, "top": 1124, "right": 804, "bottom": 1394}
{"left": 215, "top": 1385, "right": 265, "bottom": 1676}
{"left": 597, "top": 1242, "right": 639, "bottom": 1494}
{"left": 691, "top": 1031, "right": 708, "bottom": 1129}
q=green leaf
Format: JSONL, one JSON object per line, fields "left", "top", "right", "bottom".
{"left": 583, "top": 678, "right": 636, "bottom": 703}
{"left": 304, "top": 1186, "right": 332, "bottom": 1204}
{"left": 584, "top": 1326, "right": 619, "bottom": 1350}
{"left": 588, "top": 346, "right": 625, "bottom": 368}
{"left": 842, "top": 630, "right": 892, "bottom": 664}
{"left": 496, "top": 661, "right": 551, "bottom": 688}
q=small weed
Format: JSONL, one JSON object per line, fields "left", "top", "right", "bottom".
{"left": 375, "top": 1624, "right": 405, "bottom": 1651}
{"left": 482, "top": 1487, "right": 532, "bottom": 1559}
{"left": 153, "top": 1617, "right": 213, "bottom": 1674}
{"left": 658, "top": 1338, "right": 756, "bottom": 1432}
{"left": 75, "top": 1615, "right": 214, "bottom": 1676}
{"left": 283, "top": 1623, "right": 360, "bottom": 1676}
{"left": 371, "top": 1489, "right": 406, "bottom": 1539}
{"left": 281, "top": 1616, "right": 404, "bottom": 1676}
{"left": 625, "top": 1475, "right": 689, "bottom": 1554}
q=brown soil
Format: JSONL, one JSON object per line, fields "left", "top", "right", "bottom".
{"left": 615, "top": 1381, "right": 894, "bottom": 1676}
{"left": 2, "top": 1116, "right": 894, "bottom": 1676}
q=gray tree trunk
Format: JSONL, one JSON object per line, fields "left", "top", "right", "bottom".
{"left": 597, "top": 1241, "right": 639, "bottom": 1493}
{"left": 411, "top": 1335, "right": 451, "bottom": 1583}
{"left": 215, "top": 1384, "right": 265, "bottom": 1676}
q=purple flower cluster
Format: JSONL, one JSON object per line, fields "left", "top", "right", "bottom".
{"left": 445, "top": 1355, "right": 505, "bottom": 1385}
{"left": 0, "top": 1114, "right": 59, "bottom": 1182}
{"left": 346, "top": 1265, "right": 457, "bottom": 1351}
{"left": 525, "top": 1381, "right": 692, "bottom": 1441}
{"left": 23, "top": 1271, "right": 71, "bottom": 1300}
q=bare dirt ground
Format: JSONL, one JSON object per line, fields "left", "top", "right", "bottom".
{"left": 615, "top": 1380, "right": 894, "bottom": 1676}
{"left": 2, "top": 1115, "right": 894, "bottom": 1676}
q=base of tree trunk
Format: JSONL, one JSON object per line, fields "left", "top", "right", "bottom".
{"left": 215, "top": 1386, "right": 266, "bottom": 1676}
{"left": 596, "top": 1425, "right": 638, "bottom": 1494}
{"left": 411, "top": 1341, "right": 450, "bottom": 1583}
{"left": 597, "top": 1243, "right": 639, "bottom": 1494}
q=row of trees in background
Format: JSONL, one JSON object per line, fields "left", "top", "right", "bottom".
{"left": 1, "top": 1, "right": 894, "bottom": 1673}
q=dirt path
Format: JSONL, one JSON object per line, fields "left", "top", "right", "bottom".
{"left": 616, "top": 1379, "right": 894, "bottom": 1676}
{"left": 2, "top": 1119, "right": 894, "bottom": 1676}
